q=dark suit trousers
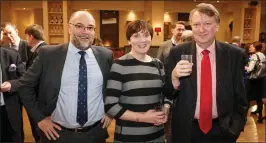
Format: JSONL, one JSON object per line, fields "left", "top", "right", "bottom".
{"left": 1, "top": 106, "right": 22, "bottom": 143}
{"left": 39, "top": 123, "right": 107, "bottom": 143}
{"left": 190, "top": 119, "right": 236, "bottom": 143}
{"left": 29, "top": 115, "right": 40, "bottom": 141}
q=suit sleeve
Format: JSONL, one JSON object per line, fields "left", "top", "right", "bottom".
{"left": 18, "top": 48, "right": 46, "bottom": 123}
{"left": 163, "top": 47, "right": 179, "bottom": 102}
{"left": 157, "top": 60, "right": 173, "bottom": 106}
{"left": 9, "top": 51, "right": 26, "bottom": 92}
{"left": 156, "top": 44, "right": 165, "bottom": 64}
{"left": 230, "top": 51, "right": 248, "bottom": 135}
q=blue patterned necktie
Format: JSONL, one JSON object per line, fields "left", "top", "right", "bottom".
{"left": 76, "top": 51, "right": 88, "bottom": 126}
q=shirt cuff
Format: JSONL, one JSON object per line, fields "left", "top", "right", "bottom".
{"left": 172, "top": 78, "right": 180, "bottom": 90}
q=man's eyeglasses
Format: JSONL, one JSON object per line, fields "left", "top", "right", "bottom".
{"left": 69, "top": 23, "right": 96, "bottom": 31}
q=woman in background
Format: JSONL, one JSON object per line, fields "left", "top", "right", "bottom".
{"left": 245, "top": 41, "right": 266, "bottom": 123}
{"left": 105, "top": 20, "right": 172, "bottom": 142}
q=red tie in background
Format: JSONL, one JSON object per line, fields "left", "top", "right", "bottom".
{"left": 200, "top": 50, "right": 212, "bottom": 134}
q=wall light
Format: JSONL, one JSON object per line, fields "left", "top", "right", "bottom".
{"left": 154, "top": 27, "right": 161, "bottom": 35}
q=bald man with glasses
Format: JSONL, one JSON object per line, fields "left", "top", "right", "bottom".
{"left": 18, "top": 11, "right": 113, "bottom": 143}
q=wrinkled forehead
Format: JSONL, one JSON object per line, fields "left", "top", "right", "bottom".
{"left": 3, "top": 25, "right": 16, "bottom": 32}
{"left": 70, "top": 13, "right": 95, "bottom": 26}
{"left": 175, "top": 24, "right": 185, "bottom": 29}
{"left": 191, "top": 11, "right": 216, "bottom": 23}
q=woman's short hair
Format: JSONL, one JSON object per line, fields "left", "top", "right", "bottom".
{"left": 126, "top": 20, "right": 153, "bottom": 41}
{"left": 253, "top": 41, "right": 262, "bottom": 52}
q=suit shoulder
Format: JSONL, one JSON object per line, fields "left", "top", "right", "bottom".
{"left": 93, "top": 46, "right": 113, "bottom": 55}
{"left": 0, "top": 47, "right": 20, "bottom": 57}
{"left": 171, "top": 41, "right": 192, "bottom": 52}
{"left": 160, "top": 40, "right": 171, "bottom": 47}
{"left": 39, "top": 43, "right": 68, "bottom": 53}
{"left": 218, "top": 41, "right": 244, "bottom": 55}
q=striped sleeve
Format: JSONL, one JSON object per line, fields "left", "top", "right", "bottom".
{"left": 105, "top": 61, "right": 127, "bottom": 119}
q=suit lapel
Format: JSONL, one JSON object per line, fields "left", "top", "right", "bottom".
{"left": 215, "top": 41, "right": 227, "bottom": 106}
{"left": 28, "top": 42, "right": 47, "bottom": 61}
{"left": 53, "top": 44, "right": 69, "bottom": 92}
{"left": 0, "top": 49, "right": 8, "bottom": 81}
{"left": 189, "top": 41, "right": 197, "bottom": 99}
{"left": 91, "top": 46, "right": 105, "bottom": 78}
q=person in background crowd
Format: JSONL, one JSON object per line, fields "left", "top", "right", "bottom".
{"left": 157, "top": 21, "right": 186, "bottom": 65}
{"left": 18, "top": 11, "right": 113, "bottom": 143}
{"left": 1, "top": 22, "right": 31, "bottom": 66}
{"left": 180, "top": 30, "right": 193, "bottom": 43}
{"left": 24, "top": 24, "right": 48, "bottom": 143}
{"left": 259, "top": 32, "right": 266, "bottom": 44}
{"left": 245, "top": 41, "right": 266, "bottom": 123}
{"left": 0, "top": 46, "right": 26, "bottom": 142}
{"left": 232, "top": 36, "right": 242, "bottom": 47}
{"left": 25, "top": 24, "right": 47, "bottom": 69}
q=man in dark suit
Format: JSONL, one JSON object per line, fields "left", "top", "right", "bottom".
{"left": 18, "top": 11, "right": 113, "bottom": 143}
{"left": 164, "top": 3, "right": 247, "bottom": 142}
{"left": 1, "top": 22, "right": 31, "bottom": 66}
{"left": 1, "top": 22, "right": 32, "bottom": 142}
{"left": 0, "top": 47, "right": 26, "bottom": 142}
{"left": 24, "top": 24, "right": 47, "bottom": 142}
{"left": 25, "top": 24, "right": 47, "bottom": 71}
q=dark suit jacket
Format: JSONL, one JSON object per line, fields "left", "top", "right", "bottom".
{"left": 26, "top": 42, "right": 47, "bottom": 69}
{"left": 18, "top": 40, "right": 31, "bottom": 64}
{"left": 18, "top": 43, "right": 113, "bottom": 124}
{"left": 0, "top": 47, "right": 26, "bottom": 138}
{"left": 164, "top": 40, "right": 247, "bottom": 142}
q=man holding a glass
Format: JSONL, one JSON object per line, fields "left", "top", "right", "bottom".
{"left": 164, "top": 3, "right": 247, "bottom": 142}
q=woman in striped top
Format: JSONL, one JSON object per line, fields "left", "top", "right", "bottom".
{"left": 105, "top": 20, "right": 172, "bottom": 142}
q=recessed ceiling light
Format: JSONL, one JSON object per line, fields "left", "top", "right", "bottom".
{"left": 23, "top": 8, "right": 26, "bottom": 10}
{"left": 217, "top": 1, "right": 219, "bottom": 2}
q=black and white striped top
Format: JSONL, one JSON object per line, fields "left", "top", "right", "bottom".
{"left": 105, "top": 53, "right": 172, "bottom": 142}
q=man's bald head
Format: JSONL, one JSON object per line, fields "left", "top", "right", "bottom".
{"left": 68, "top": 11, "right": 96, "bottom": 50}
{"left": 69, "top": 11, "right": 95, "bottom": 24}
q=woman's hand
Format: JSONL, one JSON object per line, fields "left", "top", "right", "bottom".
{"left": 139, "top": 109, "right": 166, "bottom": 125}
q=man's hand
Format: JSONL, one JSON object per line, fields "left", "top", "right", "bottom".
{"left": 101, "top": 114, "right": 113, "bottom": 128}
{"left": 172, "top": 60, "right": 193, "bottom": 80}
{"left": 38, "top": 116, "right": 61, "bottom": 140}
{"left": 0, "top": 82, "right": 11, "bottom": 92}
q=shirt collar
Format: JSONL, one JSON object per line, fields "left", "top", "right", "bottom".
{"left": 196, "top": 40, "right": 216, "bottom": 56}
{"left": 171, "top": 37, "right": 177, "bottom": 46}
{"left": 68, "top": 42, "right": 92, "bottom": 56}
{"left": 31, "top": 41, "right": 45, "bottom": 52}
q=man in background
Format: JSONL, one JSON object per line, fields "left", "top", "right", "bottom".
{"left": 157, "top": 21, "right": 186, "bottom": 65}
{"left": 232, "top": 36, "right": 242, "bottom": 47}
{"left": 1, "top": 22, "right": 31, "bottom": 66}
{"left": 24, "top": 24, "right": 48, "bottom": 143}
{"left": 0, "top": 46, "right": 26, "bottom": 142}
{"left": 25, "top": 24, "right": 47, "bottom": 69}
{"left": 180, "top": 30, "right": 193, "bottom": 43}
